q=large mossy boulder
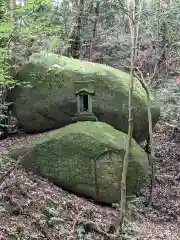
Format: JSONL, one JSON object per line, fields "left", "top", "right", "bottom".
{"left": 9, "top": 51, "right": 160, "bottom": 142}
{"left": 9, "top": 121, "right": 149, "bottom": 204}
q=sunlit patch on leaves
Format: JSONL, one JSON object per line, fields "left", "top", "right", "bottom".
{"left": 75, "top": 223, "right": 86, "bottom": 235}
{"left": 48, "top": 217, "right": 64, "bottom": 227}
{"left": 8, "top": 233, "right": 21, "bottom": 240}
{"left": 43, "top": 206, "right": 59, "bottom": 218}
{"left": 112, "top": 203, "right": 120, "bottom": 209}
{"left": 121, "top": 221, "right": 136, "bottom": 240}
{"left": 0, "top": 202, "right": 7, "bottom": 215}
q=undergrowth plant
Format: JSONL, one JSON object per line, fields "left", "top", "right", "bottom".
{"left": 0, "top": 0, "right": 63, "bottom": 136}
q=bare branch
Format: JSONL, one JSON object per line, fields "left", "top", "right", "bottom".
{"left": 135, "top": 68, "right": 156, "bottom": 206}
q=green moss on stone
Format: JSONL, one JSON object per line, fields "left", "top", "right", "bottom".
{"left": 8, "top": 51, "right": 160, "bottom": 142}
{"left": 9, "top": 121, "right": 149, "bottom": 204}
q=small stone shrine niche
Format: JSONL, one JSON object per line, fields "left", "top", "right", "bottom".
{"left": 72, "top": 80, "right": 98, "bottom": 122}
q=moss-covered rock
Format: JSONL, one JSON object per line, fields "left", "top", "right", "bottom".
{"left": 9, "top": 121, "right": 149, "bottom": 204}
{"left": 9, "top": 51, "right": 160, "bottom": 142}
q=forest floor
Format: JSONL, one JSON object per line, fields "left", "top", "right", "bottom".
{"left": 0, "top": 75, "right": 180, "bottom": 240}
{"left": 0, "top": 120, "right": 179, "bottom": 240}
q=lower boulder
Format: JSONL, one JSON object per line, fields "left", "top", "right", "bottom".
{"left": 9, "top": 121, "right": 149, "bottom": 204}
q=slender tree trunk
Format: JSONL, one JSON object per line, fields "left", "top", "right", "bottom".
{"left": 156, "top": 0, "right": 160, "bottom": 39}
{"left": 147, "top": 106, "right": 155, "bottom": 205}
{"left": 155, "top": 0, "right": 167, "bottom": 78}
{"left": 89, "top": 0, "right": 100, "bottom": 59}
{"left": 159, "top": 21, "right": 167, "bottom": 77}
{"left": 135, "top": 71, "right": 156, "bottom": 206}
{"left": 9, "top": 0, "right": 16, "bottom": 21}
{"left": 0, "top": 0, "right": 16, "bottom": 139}
{"left": 115, "top": 0, "right": 138, "bottom": 237}
{"left": 68, "top": 0, "right": 84, "bottom": 58}
{"left": 0, "top": 85, "right": 9, "bottom": 140}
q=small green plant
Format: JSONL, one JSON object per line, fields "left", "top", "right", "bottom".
{"left": 0, "top": 0, "right": 63, "bottom": 135}
{"left": 43, "top": 206, "right": 59, "bottom": 218}
{"left": 121, "top": 221, "right": 136, "bottom": 240}
{"left": 75, "top": 223, "right": 86, "bottom": 235}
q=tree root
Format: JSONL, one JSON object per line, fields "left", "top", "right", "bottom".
{"left": 80, "top": 221, "right": 121, "bottom": 239}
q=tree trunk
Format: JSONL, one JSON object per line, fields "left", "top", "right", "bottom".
{"left": 68, "top": 0, "right": 84, "bottom": 58}
{"left": 135, "top": 71, "right": 156, "bottom": 206}
{"left": 89, "top": 0, "right": 100, "bottom": 60}
{"left": 9, "top": 0, "right": 16, "bottom": 21}
{"left": 158, "top": 21, "right": 168, "bottom": 77}
{"left": 0, "top": 85, "right": 9, "bottom": 140}
{"left": 115, "top": 0, "right": 138, "bottom": 237}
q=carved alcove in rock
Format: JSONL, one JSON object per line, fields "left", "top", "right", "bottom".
{"left": 72, "top": 80, "right": 98, "bottom": 122}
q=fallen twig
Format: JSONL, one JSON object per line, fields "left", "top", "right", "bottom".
{"left": 32, "top": 215, "right": 54, "bottom": 240}
{"left": 163, "top": 121, "right": 180, "bottom": 131}
{"left": 0, "top": 158, "right": 21, "bottom": 185}
{"left": 79, "top": 221, "right": 117, "bottom": 239}
{"left": 0, "top": 152, "right": 29, "bottom": 186}
{"left": 15, "top": 181, "right": 28, "bottom": 197}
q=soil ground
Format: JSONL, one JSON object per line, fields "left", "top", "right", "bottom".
{"left": 0, "top": 119, "right": 179, "bottom": 240}
{"left": 0, "top": 75, "right": 180, "bottom": 240}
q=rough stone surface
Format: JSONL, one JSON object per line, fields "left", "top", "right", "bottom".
{"left": 9, "top": 121, "right": 149, "bottom": 204}
{"left": 9, "top": 51, "right": 160, "bottom": 142}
